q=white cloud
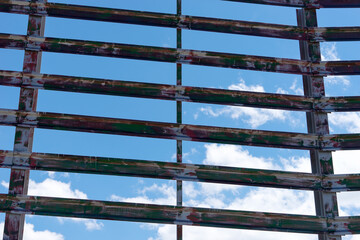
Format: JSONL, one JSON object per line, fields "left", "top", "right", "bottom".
{"left": 151, "top": 221, "right": 317, "bottom": 240}
{"left": 200, "top": 105, "right": 287, "bottom": 128}
{"left": 228, "top": 79, "right": 265, "bottom": 92}
{"left": 0, "top": 222, "right": 64, "bottom": 240}
{"left": 1, "top": 178, "right": 103, "bottom": 231}
{"left": 227, "top": 188, "right": 314, "bottom": 214}
{"left": 280, "top": 156, "right": 311, "bottom": 173}
{"left": 333, "top": 150, "right": 360, "bottom": 174}
{"left": 111, "top": 183, "right": 176, "bottom": 205}
{"left": 321, "top": 43, "right": 350, "bottom": 86}
{"left": 28, "top": 178, "right": 87, "bottom": 199}
{"left": 289, "top": 79, "right": 304, "bottom": 95}
{"left": 196, "top": 79, "right": 293, "bottom": 128}
{"left": 203, "top": 144, "right": 280, "bottom": 170}
{"left": 1, "top": 180, "right": 8, "bottom": 189}
{"left": 329, "top": 112, "right": 360, "bottom": 133}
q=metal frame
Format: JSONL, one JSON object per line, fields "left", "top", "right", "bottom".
{"left": 1, "top": 0, "right": 360, "bottom": 239}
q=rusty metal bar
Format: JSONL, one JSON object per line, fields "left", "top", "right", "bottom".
{"left": 0, "top": 150, "right": 321, "bottom": 190}
{"left": 1, "top": 109, "right": 360, "bottom": 150}
{"left": 2, "top": 150, "right": 360, "bottom": 192}
{"left": 2, "top": 70, "right": 360, "bottom": 113}
{"left": 0, "top": 194, "right": 333, "bottom": 234}
{"left": 223, "top": 0, "right": 360, "bottom": 8}
{"left": 3, "top": 193, "right": 360, "bottom": 234}
{"left": 2, "top": 33, "right": 360, "bottom": 76}
{"left": 3, "top": 1, "right": 46, "bottom": 239}
{"left": 1, "top": 149, "right": 360, "bottom": 192}
{"left": 1, "top": 1, "right": 360, "bottom": 41}
{"left": 297, "top": 9, "right": 340, "bottom": 240}
{"left": 176, "top": 0, "right": 183, "bottom": 239}
{"left": 1, "top": 70, "right": 360, "bottom": 112}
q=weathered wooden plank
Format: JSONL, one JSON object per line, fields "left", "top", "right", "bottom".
{"left": 0, "top": 109, "right": 321, "bottom": 150}
{"left": 0, "top": 150, "right": 322, "bottom": 190}
{"left": 0, "top": 194, "right": 329, "bottom": 234}
{"left": 1, "top": 70, "right": 360, "bottom": 112}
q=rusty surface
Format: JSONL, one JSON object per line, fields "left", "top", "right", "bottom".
{"left": 0, "top": 108, "right": 320, "bottom": 150}
{"left": 3, "top": 193, "right": 360, "bottom": 234}
{"left": 1, "top": 0, "right": 360, "bottom": 239}
{"left": 2, "top": 150, "right": 360, "bottom": 192}
{"left": 2, "top": 33, "right": 360, "bottom": 76}
{"left": 0, "top": 150, "right": 322, "bottom": 191}
{"left": 224, "top": 0, "right": 360, "bottom": 8}
{"left": 298, "top": 9, "right": 340, "bottom": 240}
{"left": 3, "top": 3, "right": 46, "bottom": 239}
{"left": 1, "top": 109, "right": 360, "bottom": 150}
{"left": 176, "top": 1, "right": 183, "bottom": 239}
{"left": 1, "top": 70, "right": 360, "bottom": 112}
{"left": 0, "top": 194, "right": 330, "bottom": 234}
{"left": 2, "top": 1, "right": 360, "bottom": 41}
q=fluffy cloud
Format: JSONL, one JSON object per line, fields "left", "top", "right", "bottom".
{"left": 0, "top": 222, "right": 64, "bottom": 240}
{"left": 28, "top": 178, "right": 87, "bottom": 199}
{"left": 111, "top": 183, "right": 176, "bottom": 205}
{"left": 321, "top": 43, "right": 350, "bottom": 86}
{"left": 1, "top": 178, "right": 103, "bottom": 231}
{"left": 203, "top": 144, "right": 280, "bottom": 170}
{"left": 329, "top": 112, "right": 360, "bottom": 133}
{"left": 198, "top": 79, "right": 289, "bottom": 128}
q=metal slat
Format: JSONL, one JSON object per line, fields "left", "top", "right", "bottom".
{"left": 224, "top": 0, "right": 360, "bottom": 8}
{"left": 2, "top": 0, "right": 359, "bottom": 42}
{"left": 1, "top": 33, "right": 360, "bottom": 76}
{"left": 0, "top": 150, "right": 321, "bottom": 191}
{"left": 2, "top": 194, "right": 360, "bottom": 234}
{"left": 176, "top": 0, "right": 183, "bottom": 239}
{"left": 0, "top": 109, "right": 320, "bottom": 150}
{"left": 297, "top": 9, "right": 340, "bottom": 240}
{"left": 1, "top": 109, "right": 360, "bottom": 150}
{"left": 2, "top": 150, "right": 360, "bottom": 192}
{"left": 1, "top": 70, "right": 360, "bottom": 112}
{"left": 3, "top": 1, "right": 46, "bottom": 239}
{"left": 0, "top": 70, "right": 315, "bottom": 111}
{"left": 2, "top": 70, "right": 360, "bottom": 112}
{"left": 0, "top": 194, "right": 330, "bottom": 234}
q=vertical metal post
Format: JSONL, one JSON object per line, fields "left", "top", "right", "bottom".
{"left": 176, "top": 0, "right": 183, "bottom": 240}
{"left": 297, "top": 9, "right": 341, "bottom": 240}
{"left": 3, "top": 1, "right": 46, "bottom": 239}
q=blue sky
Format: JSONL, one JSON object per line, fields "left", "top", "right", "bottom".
{"left": 1, "top": 0, "right": 360, "bottom": 239}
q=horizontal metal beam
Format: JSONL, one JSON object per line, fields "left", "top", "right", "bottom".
{"left": 0, "top": 70, "right": 314, "bottom": 111}
{"left": 0, "top": 150, "right": 322, "bottom": 190}
{"left": 1, "top": 194, "right": 360, "bottom": 234}
{"left": 0, "top": 108, "right": 319, "bottom": 150}
{"left": 1, "top": 150, "right": 360, "bottom": 192}
{"left": 223, "top": 0, "right": 360, "bottom": 8}
{"left": 1, "top": 33, "right": 360, "bottom": 76}
{"left": 0, "top": 194, "right": 329, "bottom": 234}
{"left": 0, "top": 33, "right": 311, "bottom": 75}
{"left": 1, "top": 70, "right": 360, "bottom": 112}
{"left": 1, "top": 109, "right": 360, "bottom": 150}
{"left": 1, "top": 1, "right": 359, "bottom": 41}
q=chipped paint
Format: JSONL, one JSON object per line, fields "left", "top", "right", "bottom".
{"left": 1, "top": 0, "right": 360, "bottom": 239}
